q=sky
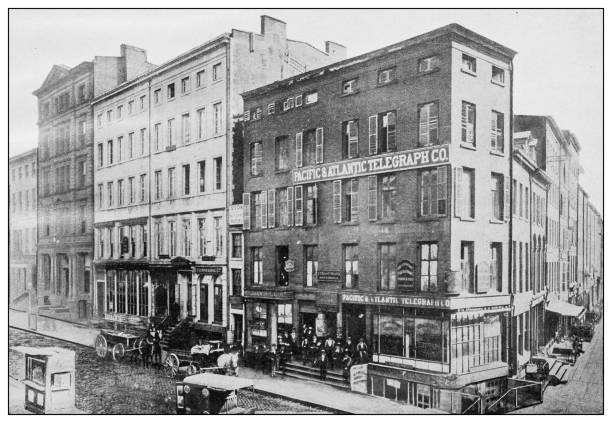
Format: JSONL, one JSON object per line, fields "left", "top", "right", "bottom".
{"left": 8, "top": 9, "right": 603, "bottom": 210}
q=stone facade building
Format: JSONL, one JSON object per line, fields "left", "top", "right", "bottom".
{"left": 240, "top": 24, "right": 516, "bottom": 411}
{"left": 92, "top": 15, "right": 345, "bottom": 342}
{"left": 9, "top": 148, "right": 38, "bottom": 304}
{"left": 34, "top": 46, "right": 154, "bottom": 318}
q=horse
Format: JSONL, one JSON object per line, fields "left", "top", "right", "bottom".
{"left": 216, "top": 351, "right": 240, "bottom": 376}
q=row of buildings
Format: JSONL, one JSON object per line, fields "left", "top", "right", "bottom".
{"left": 10, "top": 17, "right": 603, "bottom": 412}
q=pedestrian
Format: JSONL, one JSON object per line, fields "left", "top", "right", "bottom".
{"left": 341, "top": 352, "right": 353, "bottom": 382}
{"left": 152, "top": 328, "right": 163, "bottom": 368}
{"left": 301, "top": 336, "right": 310, "bottom": 365}
{"left": 314, "top": 350, "right": 329, "bottom": 381}
{"left": 268, "top": 344, "right": 278, "bottom": 377}
{"left": 356, "top": 338, "right": 368, "bottom": 364}
{"left": 344, "top": 336, "right": 356, "bottom": 359}
{"left": 324, "top": 336, "right": 336, "bottom": 369}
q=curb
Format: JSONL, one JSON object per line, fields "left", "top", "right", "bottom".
{"left": 9, "top": 325, "right": 93, "bottom": 348}
{"left": 251, "top": 386, "right": 348, "bottom": 414}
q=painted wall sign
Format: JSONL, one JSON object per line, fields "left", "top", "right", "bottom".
{"left": 350, "top": 364, "right": 368, "bottom": 394}
{"left": 341, "top": 293, "right": 451, "bottom": 308}
{"left": 396, "top": 260, "right": 415, "bottom": 289}
{"left": 284, "top": 259, "right": 295, "bottom": 273}
{"left": 292, "top": 144, "right": 450, "bottom": 184}
{"left": 194, "top": 265, "right": 223, "bottom": 275}
{"left": 317, "top": 270, "right": 342, "bottom": 283}
{"left": 229, "top": 204, "right": 244, "bottom": 226}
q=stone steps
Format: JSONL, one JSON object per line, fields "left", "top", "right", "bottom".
{"left": 279, "top": 360, "right": 349, "bottom": 390}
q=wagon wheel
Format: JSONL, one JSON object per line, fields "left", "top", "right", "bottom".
{"left": 112, "top": 343, "right": 126, "bottom": 361}
{"left": 164, "top": 353, "right": 180, "bottom": 378}
{"left": 137, "top": 337, "right": 147, "bottom": 355}
{"left": 95, "top": 334, "right": 108, "bottom": 359}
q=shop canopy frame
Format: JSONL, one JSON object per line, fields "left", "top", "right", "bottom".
{"left": 545, "top": 299, "right": 585, "bottom": 318}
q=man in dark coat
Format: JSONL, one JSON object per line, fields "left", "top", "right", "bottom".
{"left": 343, "top": 336, "right": 356, "bottom": 359}
{"left": 314, "top": 350, "right": 329, "bottom": 381}
{"left": 301, "top": 336, "right": 310, "bottom": 365}
{"left": 341, "top": 352, "right": 353, "bottom": 382}
{"left": 356, "top": 338, "right": 368, "bottom": 364}
{"left": 324, "top": 336, "right": 336, "bottom": 369}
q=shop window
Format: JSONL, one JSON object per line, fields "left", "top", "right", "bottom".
{"left": 251, "top": 303, "right": 267, "bottom": 343}
{"left": 483, "top": 315, "right": 501, "bottom": 364}
{"left": 200, "top": 282, "right": 209, "bottom": 322}
{"left": 127, "top": 272, "right": 137, "bottom": 315}
{"left": 419, "top": 242, "right": 438, "bottom": 292}
{"left": 517, "top": 315, "right": 524, "bottom": 355}
{"left": 460, "top": 241, "right": 475, "bottom": 293}
{"left": 117, "top": 272, "right": 126, "bottom": 314}
{"left": 277, "top": 246, "right": 289, "bottom": 286}
{"left": 138, "top": 272, "right": 148, "bottom": 316}
{"left": 213, "top": 283, "right": 223, "bottom": 323}
{"left": 304, "top": 245, "right": 318, "bottom": 287}
{"left": 343, "top": 244, "right": 359, "bottom": 288}
{"left": 277, "top": 303, "right": 293, "bottom": 335}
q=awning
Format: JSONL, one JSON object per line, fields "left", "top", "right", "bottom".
{"left": 546, "top": 299, "right": 585, "bottom": 318}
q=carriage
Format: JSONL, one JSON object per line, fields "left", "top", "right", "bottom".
{"left": 163, "top": 340, "right": 228, "bottom": 378}
{"left": 94, "top": 329, "right": 147, "bottom": 361}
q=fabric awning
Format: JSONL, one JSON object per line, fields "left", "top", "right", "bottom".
{"left": 546, "top": 299, "right": 585, "bottom": 318}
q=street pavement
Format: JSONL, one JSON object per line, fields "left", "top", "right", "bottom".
{"left": 512, "top": 321, "right": 603, "bottom": 414}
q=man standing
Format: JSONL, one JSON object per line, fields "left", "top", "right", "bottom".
{"left": 324, "top": 336, "right": 336, "bottom": 370}
{"left": 314, "top": 350, "right": 329, "bottom": 381}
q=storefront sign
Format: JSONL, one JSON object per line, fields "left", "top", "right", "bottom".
{"left": 195, "top": 265, "right": 223, "bottom": 275}
{"left": 350, "top": 364, "right": 368, "bottom": 394}
{"left": 317, "top": 270, "right": 342, "bottom": 283}
{"left": 341, "top": 293, "right": 451, "bottom": 308}
{"left": 229, "top": 204, "right": 244, "bottom": 226}
{"left": 396, "top": 261, "right": 415, "bottom": 289}
{"left": 292, "top": 144, "right": 450, "bottom": 184}
{"left": 201, "top": 255, "right": 216, "bottom": 261}
{"left": 284, "top": 259, "right": 295, "bottom": 273}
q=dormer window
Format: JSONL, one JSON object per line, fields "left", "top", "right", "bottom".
{"left": 377, "top": 67, "right": 396, "bottom": 85}
{"left": 342, "top": 78, "right": 359, "bottom": 95}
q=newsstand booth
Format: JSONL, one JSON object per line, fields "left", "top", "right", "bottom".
{"left": 13, "top": 346, "right": 76, "bottom": 414}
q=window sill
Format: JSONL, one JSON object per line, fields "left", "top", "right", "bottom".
{"left": 417, "top": 68, "right": 441, "bottom": 77}
{"left": 376, "top": 79, "right": 398, "bottom": 88}
{"left": 275, "top": 169, "right": 290, "bottom": 174}
{"left": 415, "top": 215, "right": 445, "bottom": 222}
{"left": 489, "top": 219, "right": 505, "bottom": 225}
{"left": 460, "top": 143, "right": 476, "bottom": 151}
{"left": 340, "top": 90, "right": 361, "bottom": 98}
{"left": 340, "top": 221, "right": 359, "bottom": 226}
{"left": 249, "top": 174, "right": 264, "bottom": 179}
{"left": 461, "top": 68, "right": 477, "bottom": 77}
{"left": 489, "top": 150, "right": 505, "bottom": 157}
{"left": 459, "top": 217, "right": 475, "bottom": 222}
{"left": 374, "top": 219, "right": 398, "bottom": 225}
{"left": 491, "top": 80, "right": 506, "bottom": 87}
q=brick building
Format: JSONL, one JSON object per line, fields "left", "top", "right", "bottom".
{"left": 34, "top": 46, "right": 153, "bottom": 318}
{"left": 239, "top": 24, "right": 516, "bottom": 411}
{"left": 92, "top": 15, "right": 345, "bottom": 341}
{"left": 510, "top": 131, "right": 550, "bottom": 376}
{"left": 9, "top": 148, "right": 38, "bottom": 304}
{"left": 577, "top": 186, "right": 603, "bottom": 313}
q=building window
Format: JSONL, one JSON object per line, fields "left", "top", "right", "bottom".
{"left": 275, "top": 136, "right": 289, "bottom": 171}
{"left": 283, "top": 96, "right": 294, "bottom": 111}
{"left": 304, "top": 91, "right": 318, "bottom": 105}
{"left": 117, "top": 179, "right": 124, "bottom": 206}
{"left": 379, "top": 110, "right": 397, "bottom": 153}
{"left": 78, "top": 120, "right": 87, "bottom": 145}
{"left": 167, "top": 83, "right": 175, "bottom": 99}
{"left": 197, "top": 108, "right": 205, "bottom": 139}
{"left": 107, "top": 110, "right": 112, "bottom": 122}
{"left": 182, "top": 164, "right": 190, "bottom": 196}
{"left": 380, "top": 174, "right": 397, "bottom": 220}
{"left": 182, "top": 113, "right": 190, "bottom": 144}
{"left": 117, "top": 136, "right": 124, "bottom": 162}
{"left": 461, "top": 102, "right": 476, "bottom": 145}
{"left": 97, "top": 184, "right": 103, "bottom": 208}
{"left": 342, "top": 78, "right": 358, "bottom": 95}
{"left": 128, "top": 132, "right": 134, "bottom": 158}
{"left": 196, "top": 69, "right": 205, "bottom": 87}
{"left": 154, "top": 170, "right": 162, "bottom": 200}
{"left": 168, "top": 221, "right": 176, "bottom": 256}
{"left": 231, "top": 233, "right": 242, "bottom": 258}
{"left": 268, "top": 103, "right": 276, "bottom": 115}
{"left": 250, "top": 142, "right": 263, "bottom": 176}
{"left": 127, "top": 100, "right": 134, "bottom": 114}
{"left": 517, "top": 315, "right": 523, "bottom": 355}
{"left": 460, "top": 241, "right": 475, "bottom": 293}
{"left": 140, "top": 95, "right": 146, "bottom": 110}
{"left": 181, "top": 76, "right": 190, "bottom": 94}
{"left": 420, "top": 166, "right": 447, "bottom": 217}
{"left": 276, "top": 246, "right": 289, "bottom": 286}
{"left": 107, "top": 182, "right": 114, "bottom": 207}
{"left": 154, "top": 123, "right": 161, "bottom": 151}
{"left": 491, "top": 173, "right": 504, "bottom": 221}
{"left": 418, "top": 102, "right": 439, "bottom": 146}
{"left": 198, "top": 160, "right": 206, "bottom": 192}
{"left": 139, "top": 174, "right": 146, "bottom": 202}
{"left": 77, "top": 160, "right": 86, "bottom": 187}
{"left": 379, "top": 243, "right": 397, "bottom": 290}
{"left": 462, "top": 54, "right": 476, "bottom": 73}
{"left": 128, "top": 176, "right": 135, "bottom": 204}
{"left": 214, "top": 157, "right": 222, "bottom": 190}
{"left": 457, "top": 167, "right": 475, "bottom": 219}
{"left": 418, "top": 55, "right": 440, "bottom": 73}
{"left": 107, "top": 140, "right": 113, "bottom": 164}
{"left": 79, "top": 205, "right": 87, "bottom": 234}
{"left": 182, "top": 219, "right": 191, "bottom": 256}
{"left": 420, "top": 242, "right": 438, "bottom": 292}
{"left": 277, "top": 188, "right": 289, "bottom": 227}
{"left": 304, "top": 184, "right": 318, "bottom": 225}
{"left": 252, "top": 247, "right": 263, "bottom": 285}
{"left": 491, "top": 66, "right": 505, "bottom": 84}
{"left": 343, "top": 244, "right": 359, "bottom": 289}
{"left": 252, "top": 191, "right": 263, "bottom": 230}
{"left": 214, "top": 217, "right": 223, "bottom": 257}
{"left": 212, "top": 63, "right": 222, "bottom": 81}
{"left": 168, "top": 167, "right": 176, "bottom": 198}
{"left": 167, "top": 118, "right": 175, "bottom": 147}
{"left": 304, "top": 245, "right": 318, "bottom": 287}
{"left": 154, "top": 89, "right": 161, "bottom": 104}
{"left": 342, "top": 119, "right": 359, "bottom": 158}
{"left": 342, "top": 179, "right": 358, "bottom": 223}
{"left": 198, "top": 218, "right": 207, "bottom": 256}
{"left": 213, "top": 102, "right": 223, "bottom": 134}
{"left": 490, "top": 111, "right": 504, "bottom": 152}
{"left": 377, "top": 67, "right": 396, "bottom": 84}
{"left": 140, "top": 128, "right": 146, "bottom": 156}
{"left": 117, "top": 105, "right": 123, "bottom": 119}
{"left": 490, "top": 243, "right": 502, "bottom": 292}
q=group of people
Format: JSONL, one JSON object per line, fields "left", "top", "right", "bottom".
{"left": 258, "top": 325, "right": 369, "bottom": 382}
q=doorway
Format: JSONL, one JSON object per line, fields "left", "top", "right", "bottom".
{"left": 343, "top": 304, "right": 366, "bottom": 341}
{"left": 97, "top": 282, "right": 105, "bottom": 317}
{"left": 154, "top": 284, "right": 168, "bottom": 316}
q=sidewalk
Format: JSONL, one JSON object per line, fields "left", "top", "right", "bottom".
{"left": 9, "top": 308, "right": 100, "bottom": 347}
{"left": 239, "top": 367, "right": 445, "bottom": 414}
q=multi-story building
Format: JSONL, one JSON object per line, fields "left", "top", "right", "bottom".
{"left": 514, "top": 116, "right": 586, "bottom": 340}
{"left": 92, "top": 15, "right": 345, "bottom": 343}
{"left": 510, "top": 131, "right": 550, "bottom": 376}
{"left": 577, "top": 187, "right": 603, "bottom": 312}
{"left": 34, "top": 45, "right": 154, "bottom": 318}
{"left": 9, "top": 148, "right": 38, "bottom": 304}
{"left": 240, "top": 24, "right": 516, "bottom": 411}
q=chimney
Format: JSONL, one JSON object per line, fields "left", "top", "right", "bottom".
{"left": 120, "top": 44, "right": 149, "bottom": 81}
{"left": 325, "top": 41, "right": 347, "bottom": 61}
{"left": 261, "top": 15, "right": 287, "bottom": 41}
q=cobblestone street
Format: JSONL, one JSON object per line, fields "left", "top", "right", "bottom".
{"left": 9, "top": 328, "right": 329, "bottom": 414}
{"left": 512, "top": 322, "right": 604, "bottom": 414}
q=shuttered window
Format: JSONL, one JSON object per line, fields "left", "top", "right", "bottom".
{"left": 261, "top": 190, "right": 268, "bottom": 229}
{"left": 380, "top": 111, "right": 397, "bottom": 153}
{"left": 295, "top": 132, "right": 303, "bottom": 167}
{"left": 243, "top": 193, "right": 251, "bottom": 230}
{"left": 333, "top": 180, "right": 342, "bottom": 223}
{"left": 294, "top": 185, "right": 303, "bottom": 226}
{"left": 418, "top": 102, "right": 439, "bottom": 146}
{"left": 420, "top": 166, "right": 448, "bottom": 217}
{"left": 343, "top": 120, "right": 359, "bottom": 158}
{"left": 305, "top": 184, "right": 318, "bottom": 225}
{"left": 315, "top": 128, "right": 324, "bottom": 164}
{"left": 461, "top": 102, "right": 476, "bottom": 145}
{"left": 368, "top": 176, "right": 378, "bottom": 221}
{"left": 504, "top": 176, "right": 510, "bottom": 221}
{"left": 368, "top": 115, "right": 378, "bottom": 155}
{"left": 287, "top": 187, "right": 294, "bottom": 227}
{"left": 267, "top": 189, "right": 276, "bottom": 228}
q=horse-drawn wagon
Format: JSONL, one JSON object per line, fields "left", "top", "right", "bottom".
{"left": 94, "top": 329, "right": 146, "bottom": 361}
{"left": 163, "top": 340, "right": 239, "bottom": 379}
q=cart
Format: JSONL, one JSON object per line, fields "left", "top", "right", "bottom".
{"left": 164, "top": 340, "right": 225, "bottom": 378}
{"left": 94, "top": 329, "right": 145, "bottom": 361}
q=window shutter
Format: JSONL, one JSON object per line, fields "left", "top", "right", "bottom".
{"left": 268, "top": 189, "right": 275, "bottom": 228}
{"left": 313, "top": 184, "right": 319, "bottom": 225}
{"left": 287, "top": 187, "right": 294, "bottom": 226}
{"left": 295, "top": 132, "right": 303, "bottom": 167}
{"left": 242, "top": 193, "right": 251, "bottom": 230}
{"left": 454, "top": 167, "right": 463, "bottom": 218}
{"left": 351, "top": 179, "right": 359, "bottom": 223}
{"left": 368, "top": 115, "right": 378, "bottom": 155}
{"left": 333, "top": 180, "right": 342, "bottom": 223}
{"left": 504, "top": 175, "right": 510, "bottom": 221}
{"left": 387, "top": 112, "right": 397, "bottom": 151}
{"left": 437, "top": 166, "right": 447, "bottom": 215}
{"left": 261, "top": 190, "right": 268, "bottom": 229}
{"left": 294, "top": 185, "right": 303, "bottom": 226}
{"left": 368, "top": 176, "right": 377, "bottom": 221}
{"left": 315, "top": 128, "right": 324, "bottom": 164}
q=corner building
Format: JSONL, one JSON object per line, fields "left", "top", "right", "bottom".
{"left": 92, "top": 15, "right": 345, "bottom": 342}
{"left": 240, "top": 24, "right": 515, "bottom": 410}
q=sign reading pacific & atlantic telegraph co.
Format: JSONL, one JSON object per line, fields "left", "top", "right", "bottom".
{"left": 341, "top": 292, "right": 451, "bottom": 309}
{"left": 292, "top": 144, "right": 450, "bottom": 184}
